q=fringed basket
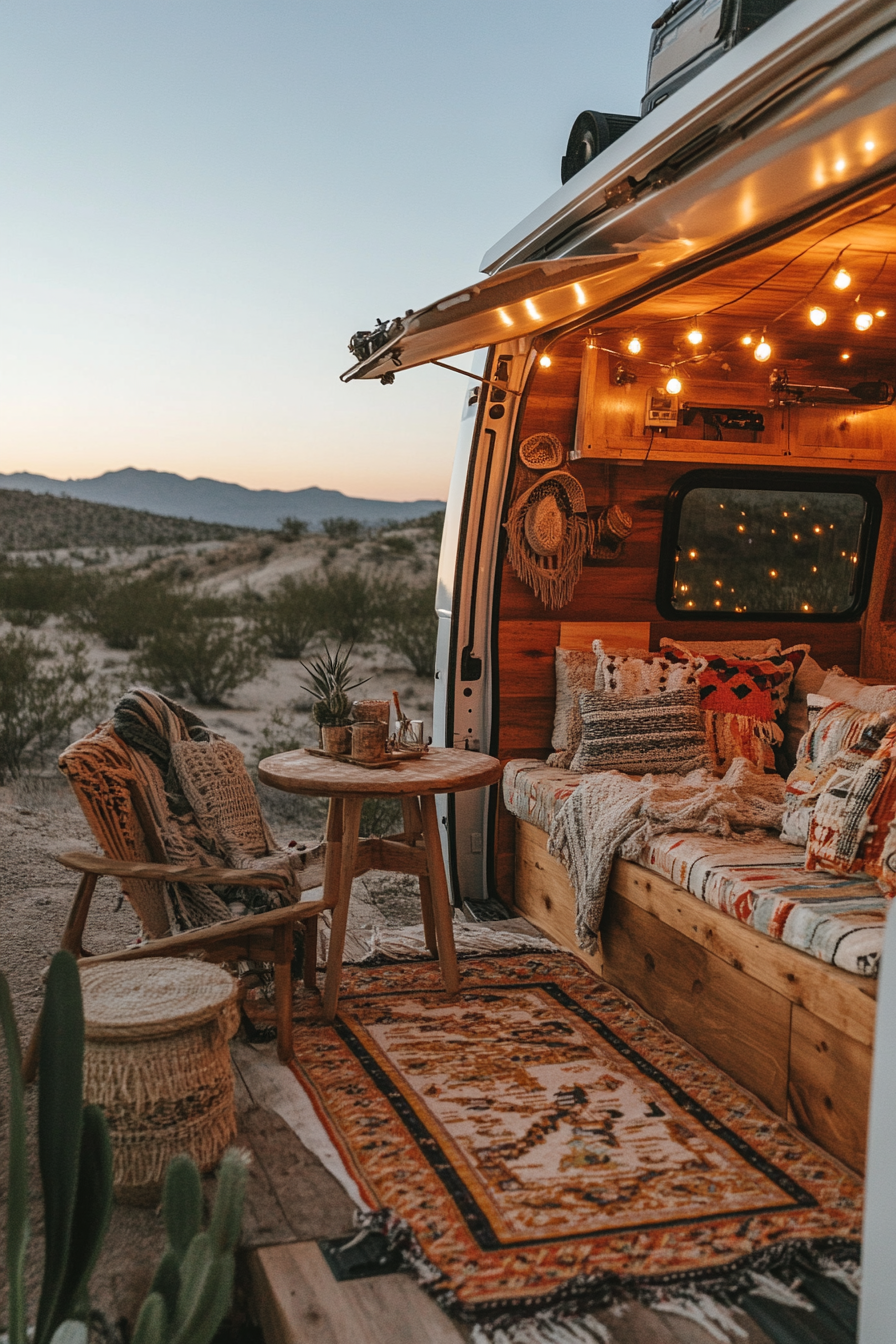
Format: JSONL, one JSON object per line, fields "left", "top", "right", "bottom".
{"left": 80, "top": 960, "right": 240, "bottom": 1205}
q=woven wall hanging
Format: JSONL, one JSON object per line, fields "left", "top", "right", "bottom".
{"left": 504, "top": 470, "right": 593, "bottom": 609}
{"left": 519, "top": 432, "right": 565, "bottom": 471}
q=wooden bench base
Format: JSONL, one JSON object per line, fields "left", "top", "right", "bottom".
{"left": 513, "top": 819, "right": 876, "bottom": 1173}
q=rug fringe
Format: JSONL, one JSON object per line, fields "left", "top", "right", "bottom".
{"left": 361, "top": 923, "right": 556, "bottom": 964}
{"left": 353, "top": 1209, "right": 860, "bottom": 1343}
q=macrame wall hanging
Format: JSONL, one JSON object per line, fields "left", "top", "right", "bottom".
{"left": 504, "top": 469, "right": 593, "bottom": 609}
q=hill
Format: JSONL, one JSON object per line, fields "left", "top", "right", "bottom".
{"left": 0, "top": 468, "right": 445, "bottom": 530}
{"left": 0, "top": 489, "right": 253, "bottom": 552}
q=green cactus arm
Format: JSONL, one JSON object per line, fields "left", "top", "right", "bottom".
{"left": 35, "top": 952, "right": 85, "bottom": 1344}
{"left": 170, "top": 1255, "right": 234, "bottom": 1344}
{"left": 162, "top": 1154, "right": 203, "bottom": 1261}
{"left": 208, "top": 1149, "right": 249, "bottom": 1257}
{"left": 0, "top": 972, "right": 30, "bottom": 1344}
{"left": 171, "top": 1232, "right": 215, "bottom": 1334}
{"left": 149, "top": 1248, "right": 182, "bottom": 1325}
{"left": 53, "top": 1104, "right": 113, "bottom": 1325}
{"left": 132, "top": 1292, "right": 167, "bottom": 1344}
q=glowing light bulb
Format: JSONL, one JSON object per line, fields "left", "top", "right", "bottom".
{"left": 686, "top": 327, "right": 703, "bottom": 345}
{"left": 855, "top": 312, "right": 874, "bottom": 331}
{"left": 865, "top": 140, "right": 876, "bottom": 151}
{"left": 626, "top": 336, "right": 642, "bottom": 354}
{"left": 539, "top": 354, "right": 552, "bottom": 368}
{"left": 665, "top": 375, "right": 682, "bottom": 395}
{"left": 809, "top": 306, "right": 827, "bottom": 326}
{"left": 834, "top": 268, "right": 851, "bottom": 290}
{"left": 741, "top": 334, "right": 753, "bottom": 346}
{"left": 841, "top": 351, "right": 851, "bottom": 361}
{"left": 754, "top": 339, "right": 772, "bottom": 362}
{"left": 834, "top": 158, "right": 846, "bottom": 172}
{"left": 877, "top": 309, "right": 887, "bottom": 317}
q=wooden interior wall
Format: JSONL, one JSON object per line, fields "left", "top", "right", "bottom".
{"left": 493, "top": 334, "right": 892, "bottom": 903}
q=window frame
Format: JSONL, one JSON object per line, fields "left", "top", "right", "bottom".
{"left": 656, "top": 468, "right": 882, "bottom": 622}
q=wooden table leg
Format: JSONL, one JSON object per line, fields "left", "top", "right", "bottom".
{"left": 418, "top": 794, "right": 459, "bottom": 994}
{"left": 273, "top": 922, "right": 295, "bottom": 1063}
{"left": 322, "top": 795, "right": 363, "bottom": 1020}
{"left": 401, "top": 797, "right": 437, "bottom": 954}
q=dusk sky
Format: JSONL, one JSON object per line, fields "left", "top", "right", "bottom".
{"left": 0, "top": 2, "right": 657, "bottom": 501}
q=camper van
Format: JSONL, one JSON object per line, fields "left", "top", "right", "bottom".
{"left": 343, "top": 0, "right": 896, "bottom": 1334}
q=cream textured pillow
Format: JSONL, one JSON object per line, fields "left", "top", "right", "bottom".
{"left": 549, "top": 648, "right": 596, "bottom": 769}
{"left": 818, "top": 672, "right": 896, "bottom": 714}
{"left": 660, "top": 636, "right": 782, "bottom": 659}
{"left": 594, "top": 641, "right": 699, "bottom": 698}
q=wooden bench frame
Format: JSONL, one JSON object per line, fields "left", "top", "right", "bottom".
{"left": 513, "top": 818, "right": 877, "bottom": 1173}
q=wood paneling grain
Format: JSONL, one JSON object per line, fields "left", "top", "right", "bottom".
{"left": 788, "top": 1007, "right": 872, "bottom": 1173}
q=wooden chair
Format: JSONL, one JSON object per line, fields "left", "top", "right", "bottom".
{"left": 23, "top": 722, "right": 332, "bottom": 1080}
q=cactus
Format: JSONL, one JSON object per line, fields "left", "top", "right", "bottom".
{"left": 131, "top": 1150, "right": 248, "bottom": 1344}
{"left": 300, "top": 643, "right": 366, "bottom": 727}
{"left": 1, "top": 956, "right": 246, "bottom": 1344}
{"left": 0, "top": 952, "right": 113, "bottom": 1344}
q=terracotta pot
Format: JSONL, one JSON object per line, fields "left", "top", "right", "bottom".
{"left": 321, "top": 725, "right": 352, "bottom": 756}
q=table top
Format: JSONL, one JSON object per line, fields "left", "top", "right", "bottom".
{"left": 258, "top": 746, "right": 503, "bottom": 797}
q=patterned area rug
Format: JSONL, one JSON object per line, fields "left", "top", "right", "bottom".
{"left": 287, "top": 951, "right": 862, "bottom": 1341}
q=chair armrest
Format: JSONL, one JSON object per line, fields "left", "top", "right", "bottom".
{"left": 77, "top": 896, "right": 327, "bottom": 964}
{"left": 56, "top": 850, "right": 289, "bottom": 890}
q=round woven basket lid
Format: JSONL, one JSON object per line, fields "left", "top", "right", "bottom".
{"left": 519, "top": 432, "right": 564, "bottom": 470}
{"left": 80, "top": 960, "right": 239, "bottom": 1041}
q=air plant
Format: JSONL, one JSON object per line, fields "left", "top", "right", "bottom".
{"left": 300, "top": 643, "right": 367, "bottom": 727}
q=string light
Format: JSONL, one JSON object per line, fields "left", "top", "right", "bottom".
{"left": 665, "top": 374, "right": 682, "bottom": 395}
{"left": 539, "top": 354, "right": 552, "bottom": 368}
{"left": 876, "top": 309, "right": 887, "bottom": 317}
{"left": 809, "top": 306, "right": 827, "bottom": 326}
{"left": 686, "top": 327, "right": 703, "bottom": 345}
{"left": 834, "top": 268, "right": 851, "bottom": 290}
{"left": 754, "top": 336, "right": 772, "bottom": 362}
{"left": 855, "top": 311, "right": 874, "bottom": 331}
{"left": 741, "top": 334, "right": 753, "bottom": 346}
{"left": 626, "top": 336, "right": 642, "bottom": 354}
{"left": 841, "top": 351, "right": 851, "bottom": 361}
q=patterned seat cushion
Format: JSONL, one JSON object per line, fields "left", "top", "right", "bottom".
{"left": 502, "top": 759, "right": 886, "bottom": 976}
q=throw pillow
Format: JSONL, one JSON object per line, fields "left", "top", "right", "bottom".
{"left": 570, "top": 687, "right": 708, "bottom": 776}
{"left": 780, "top": 701, "right": 893, "bottom": 846}
{"left": 659, "top": 636, "right": 782, "bottom": 659}
{"left": 817, "top": 672, "right": 896, "bottom": 715}
{"left": 805, "top": 720, "right": 896, "bottom": 879}
{"left": 593, "top": 641, "right": 700, "bottom": 698}
{"left": 664, "top": 649, "right": 791, "bottom": 773}
{"left": 549, "top": 648, "right": 596, "bottom": 769}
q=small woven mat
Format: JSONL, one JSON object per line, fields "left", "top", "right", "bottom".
{"left": 81, "top": 960, "right": 239, "bottom": 1040}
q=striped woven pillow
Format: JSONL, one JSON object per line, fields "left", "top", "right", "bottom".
{"left": 570, "top": 688, "right": 708, "bottom": 776}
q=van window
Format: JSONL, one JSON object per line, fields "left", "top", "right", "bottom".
{"left": 658, "top": 471, "right": 880, "bottom": 619}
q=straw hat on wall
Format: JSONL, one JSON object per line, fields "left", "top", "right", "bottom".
{"left": 504, "top": 471, "right": 592, "bottom": 609}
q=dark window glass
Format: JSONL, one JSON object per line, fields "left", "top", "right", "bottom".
{"left": 661, "top": 474, "right": 880, "bottom": 619}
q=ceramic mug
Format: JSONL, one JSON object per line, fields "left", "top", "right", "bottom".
{"left": 351, "top": 720, "right": 388, "bottom": 762}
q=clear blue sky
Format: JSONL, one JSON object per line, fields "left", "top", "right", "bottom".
{"left": 0, "top": 1, "right": 657, "bottom": 500}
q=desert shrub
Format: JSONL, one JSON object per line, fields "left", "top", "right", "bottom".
{"left": 0, "top": 560, "right": 83, "bottom": 627}
{"left": 416, "top": 509, "right": 446, "bottom": 540}
{"left": 321, "top": 516, "right": 365, "bottom": 545}
{"left": 253, "top": 704, "right": 312, "bottom": 761}
{"left": 381, "top": 534, "right": 416, "bottom": 556}
{"left": 72, "top": 570, "right": 190, "bottom": 649}
{"left": 319, "top": 568, "right": 377, "bottom": 645}
{"left": 376, "top": 580, "right": 438, "bottom": 676}
{"left": 359, "top": 796, "right": 403, "bottom": 836}
{"left": 132, "top": 595, "right": 267, "bottom": 705}
{"left": 252, "top": 573, "right": 326, "bottom": 659}
{"left": 279, "top": 516, "right": 309, "bottom": 540}
{"left": 0, "top": 631, "right": 108, "bottom": 781}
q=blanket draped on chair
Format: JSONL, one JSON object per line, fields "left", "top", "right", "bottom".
{"left": 60, "top": 689, "right": 324, "bottom": 936}
{"left": 547, "top": 757, "right": 786, "bottom": 953}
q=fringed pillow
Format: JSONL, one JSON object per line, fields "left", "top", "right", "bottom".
{"left": 569, "top": 687, "right": 708, "bottom": 776}
{"left": 780, "top": 701, "right": 893, "bottom": 846}
{"left": 805, "top": 718, "right": 896, "bottom": 883}
{"left": 664, "top": 648, "right": 794, "bottom": 773}
{"left": 659, "top": 636, "right": 782, "bottom": 659}
{"left": 593, "top": 641, "right": 700, "bottom": 698}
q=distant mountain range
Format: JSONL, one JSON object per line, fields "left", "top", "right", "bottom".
{"left": 0, "top": 468, "right": 445, "bottom": 530}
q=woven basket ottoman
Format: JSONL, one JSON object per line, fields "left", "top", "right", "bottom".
{"left": 80, "top": 960, "right": 240, "bottom": 1204}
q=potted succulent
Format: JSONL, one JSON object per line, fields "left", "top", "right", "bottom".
{"left": 300, "top": 643, "right": 367, "bottom": 755}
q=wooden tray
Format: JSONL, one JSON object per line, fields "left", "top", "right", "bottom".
{"left": 303, "top": 746, "right": 430, "bottom": 770}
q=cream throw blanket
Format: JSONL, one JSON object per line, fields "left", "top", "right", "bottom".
{"left": 547, "top": 758, "right": 785, "bottom": 954}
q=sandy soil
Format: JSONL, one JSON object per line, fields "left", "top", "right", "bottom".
{"left": 0, "top": 528, "right": 438, "bottom": 1333}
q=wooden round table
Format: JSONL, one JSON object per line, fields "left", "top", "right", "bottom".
{"left": 258, "top": 747, "right": 502, "bottom": 1019}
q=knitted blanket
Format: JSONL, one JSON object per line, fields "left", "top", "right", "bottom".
{"left": 547, "top": 758, "right": 786, "bottom": 953}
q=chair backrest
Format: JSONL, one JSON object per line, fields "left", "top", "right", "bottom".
{"left": 59, "top": 722, "right": 173, "bottom": 938}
